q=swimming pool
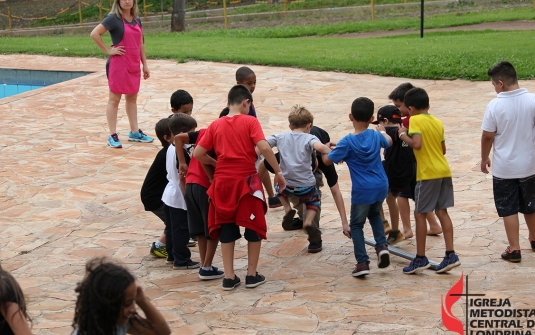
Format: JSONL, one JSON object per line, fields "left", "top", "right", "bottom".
{"left": 0, "top": 69, "right": 91, "bottom": 99}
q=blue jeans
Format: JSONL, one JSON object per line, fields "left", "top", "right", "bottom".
{"left": 350, "top": 201, "right": 388, "bottom": 264}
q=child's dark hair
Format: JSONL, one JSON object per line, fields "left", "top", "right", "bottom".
{"left": 0, "top": 265, "right": 31, "bottom": 328}
{"left": 155, "top": 118, "right": 172, "bottom": 148}
{"left": 169, "top": 113, "right": 197, "bottom": 136}
{"left": 228, "top": 85, "right": 253, "bottom": 106}
{"left": 288, "top": 105, "right": 314, "bottom": 129}
{"left": 388, "top": 82, "right": 414, "bottom": 102}
{"left": 488, "top": 61, "right": 518, "bottom": 87}
{"left": 236, "top": 66, "right": 255, "bottom": 82}
{"left": 351, "top": 97, "right": 374, "bottom": 122}
{"left": 170, "top": 90, "right": 193, "bottom": 111}
{"left": 404, "top": 87, "right": 429, "bottom": 111}
{"left": 72, "top": 258, "right": 135, "bottom": 335}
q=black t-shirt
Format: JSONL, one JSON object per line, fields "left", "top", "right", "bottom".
{"left": 140, "top": 147, "right": 168, "bottom": 211}
{"left": 383, "top": 126, "right": 415, "bottom": 191}
{"left": 101, "top": 14, "right": 142, "bottom": 46}
{"left": 0, "top": 280, "right": 16, "bottom": 335}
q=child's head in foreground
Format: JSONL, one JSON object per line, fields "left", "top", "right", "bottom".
{"left": 388, "top": 82, "right": 414, "bottom": 117}
{"left": 404, "top": 87, "right": 429, "bottom": 115}
{"left": 350, "top": 97, "right": 375, "bottom": 124}
{"left": 288, "top": 105, "right": 313, "bottom": 131}
{"left": 169, "top": 113, "right": 197, "bottom": 136}
{"left": 487, "top": 60, "right": 518, "bottom": 93}
{"left": 170, "top": 90, "right": 193, "bottom": 115}
{"left": 236, "top": 66, "right": 256, "bottom": 94}
{"left": 73, "top": 258, "right": 136, "bottom": 331}
{"left": 228, "top": 84, "right": 253, "bottom": 113}
{"left": 0, "top": 265, "right": 31, "bottom": 327}
{"left": 155, "top": 118, "right": 172, "bottom": 148}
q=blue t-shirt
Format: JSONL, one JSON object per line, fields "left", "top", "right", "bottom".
{"left": 328, "top": 129, "right": 389, "bottom": 205}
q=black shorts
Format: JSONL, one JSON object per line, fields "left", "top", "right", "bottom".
{"left": 219, "top": 223, "right": 261, "bottom": 243}
{"left": 399, "top": 163, "right": 417, "bottom": 199}
{"left": 493, "top": 174, "right": 535, "bottom": 217}
{"left": 185, "top": 184, "right": 211, "bottom": 238}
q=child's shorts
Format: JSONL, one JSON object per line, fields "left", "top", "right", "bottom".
{"left": 493, "top": 174, "right": 535, "bottom": 217}
{"left": 276, "top": 185, "right": 320, "bottom": 212}
{"left": 219, "top": 223, "right": 261, "bottom": 243}
{"left": 185, "top": 183, "right": 211, "bottom": 239}
{"left": 414, "top": 177, "right": 454, "bottom": 213}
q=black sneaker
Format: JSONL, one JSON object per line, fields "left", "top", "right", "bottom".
{"left": 222, "top": 275, "right": 241, "bottom": 291}
{"left": 307, "top": 242, "right": 322, "bottom": 253}
{"left": 501, "top": 246, "right": 521, "bottom": 263}
{"left": 375, "top": 245, "right": 390, "bottom": 269}
{"left": 281, "top": 209, "right": 297, "bottom": 230}
{"left": 173, "top": 260, "right": 201, "bottom": 269}
{"left": 530, "top": 238, "right": 535, "bottom": 251}
{"left": 199, "top": 266, "right": 225, "bottom": 280}
{"left": 268, "top": 196, "right": 282, "bottom": 208}
{"left": 245, "top": 272, "right": 266, "bottom": 288}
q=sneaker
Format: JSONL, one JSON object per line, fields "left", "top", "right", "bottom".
{"left": 199, "top": 266, "right": 225, "bottom": 280}
{"left": 529, "top": 238, "right": 535, "bottom": 251}
{"left": 352, "top": 263, "right": 370, "bottom": 277}
{"left": 436, "top": 252, "right": 461, "bottom": 273}
{"left": 376, "top": 245, "right": 390, "bottom": 269}
{"left": 150, "top": 242, "right": 167, "bottom": 258}
{"left": 222, "top": 275, "right": 241, "bottom": 291}
{"left": 107, "top": 133, "right": 122, "bottom": 148}
{"left": 128, "top": 129, "right": 154, "bottom": 143}
{"left": 387, "top": 230, "right": 404, "bottom": 245}
{"left": 403, "top": 256, "right": 431, "bottom": 274}
{"left": 284, "top": 217, "right": 303, "bottom": 231}
{"left": 383, "top": 220, "right": 392, "bottom": 234}
{"left": 245, "top": 272, "right": 266, "bottom": 288}
{"left": 188, "top": 238, "right": 197, "bottom": 247}
{"left": 281, "top": 209, "right": 297, "bottom": 230}
{"left": 307, "top": 242, "right": 322, "bottom": 253}
{"left": 501, "top": 246, "right": 521, "bottom": 263}
{"left": 268, "top": 196, "right": 282, "bottom": 208}
{"left": 173, "top": 260, "right": 200, "bottom": 270}
{"left": 165, "top": 255, "right": 174, "bottom": 265}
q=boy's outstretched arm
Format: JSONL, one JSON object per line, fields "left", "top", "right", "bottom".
{"left": 175, "top": 133, "right": 191, "bottom": 176}
{"left": 256, "top": 140, "right": 286, "bottom": 192}
{"left": 398, "top": 127, "right": 421, "bottom": 150}
{"left": 313, "top": 142, "right": 332, "bottom": 167}
{"left": 376, "top": 124, "right": 393, "bottom": 146}
{"left": 480, "top": 130, "right": 495, "bottom": 174}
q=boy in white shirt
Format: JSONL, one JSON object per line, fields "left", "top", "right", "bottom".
{"left": 481, "top": 60, "right": 535, "bottom": 262}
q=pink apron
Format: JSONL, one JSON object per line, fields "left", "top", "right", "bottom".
{"left": 108, "top": 18, "right": 142, "bottom": 95}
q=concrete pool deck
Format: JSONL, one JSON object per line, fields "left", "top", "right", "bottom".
{"left": 0, "top": 54, "right": 533, "bottom": 334}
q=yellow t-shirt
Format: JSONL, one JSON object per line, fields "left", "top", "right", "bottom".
{"left": 408, "top": 114, "right": 452, "bottom": 181}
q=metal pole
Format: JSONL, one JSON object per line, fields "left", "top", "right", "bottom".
{"left": 143, "top": 0, "right": 147, "bottom": 20}
{"left": 364, "top": 238, "right": 440, "bottom": 270}
{"left": 371, "top": 0, "right": 375, "bottom": 21}
{"left": 420, "top": 0, "right": 424, "bottom": 38}
{"left": 8, "top": 6, "right": 11, "bottom": 31}
{"left": 78, "top": 0, "right": 83, "bottom": 26}
{"left": 223, "top": 0, "right": 228, "bottom": 29}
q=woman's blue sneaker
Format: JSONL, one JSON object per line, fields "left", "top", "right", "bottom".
{"left": 107, "top": 133, "right": 122, "bottom": 148}
{"left": 436, "top": 253, "right": 461, "bottom": 273}
{"left": 128, "top": 129, "right": 153, "bottom": 143}
{"left": 403, "top": 256, "right": 431, "bottom": 274}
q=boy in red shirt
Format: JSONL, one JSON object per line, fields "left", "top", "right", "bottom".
{"left": 194, "top": 85, "right": 285, "bottom": 290}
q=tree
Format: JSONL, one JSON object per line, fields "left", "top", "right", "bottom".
{"left": 171, "top": 0, "right": 185, "bottom": 31}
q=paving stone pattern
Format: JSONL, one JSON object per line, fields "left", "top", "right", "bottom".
{"left": 0, "top": 55, "right": 533, "bottom": 334}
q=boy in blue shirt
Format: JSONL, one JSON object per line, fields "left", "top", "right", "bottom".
{"left": 325, "top": 97, "right": 392, "bottom": 277}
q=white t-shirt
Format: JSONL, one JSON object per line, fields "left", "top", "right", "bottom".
{"left": 266, "top": 132, "right": 320, "bottom": 187}
{"left": 161, "top": 144, "right": 187, "bottom": 209}
{"left": 482, "top": 88, "right": 535, "bottom": 178}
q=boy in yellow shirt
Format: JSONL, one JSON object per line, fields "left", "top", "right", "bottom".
{"left": 398, "top": 87, "right": 460, "bottom": 274}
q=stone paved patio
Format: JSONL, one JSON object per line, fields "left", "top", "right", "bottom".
{"left": 0, "top": 55, "right": 533, "bottom": 334}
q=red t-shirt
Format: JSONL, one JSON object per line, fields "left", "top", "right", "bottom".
{"left": 198, "top": 114, "right": 265, "bottom": 177}
{"left": 185, "top": 129, "right": 211, "bottom": 189}
{"left": 402, "top": 115, "right": 410, "bottom": 128}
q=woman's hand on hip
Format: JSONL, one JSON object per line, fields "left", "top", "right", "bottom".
{"left": 143, "top": 65, "right": 150, "bottom": 79}
{"left": 107, "top": 46, "right": 125, "bottom": 56}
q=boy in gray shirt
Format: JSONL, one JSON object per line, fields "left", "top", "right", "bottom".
{"left": 266, "top": 105, "right": 332, "bottom": 241}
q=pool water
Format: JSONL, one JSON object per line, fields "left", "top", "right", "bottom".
{"left": 0, "top": 84, "right": 45, "bottom": 99}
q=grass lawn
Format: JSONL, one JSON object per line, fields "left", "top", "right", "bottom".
{"left": 1, "top": 29, "right": 534, "bottom": 81}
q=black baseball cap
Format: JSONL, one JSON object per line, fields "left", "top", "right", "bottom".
{"left": 371, "top": 105, "right": 402, "bottom": 124}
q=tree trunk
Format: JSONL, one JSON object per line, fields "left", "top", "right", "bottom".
{"left": 171, "top": 0, "right": 186, "bottom": 32}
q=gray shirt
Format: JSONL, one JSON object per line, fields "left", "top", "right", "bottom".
{"left": 267, "top": 132, "right": 319, "bottom": 187}
{"left": 102, "top": 14, "right": 142, "bottom": 46}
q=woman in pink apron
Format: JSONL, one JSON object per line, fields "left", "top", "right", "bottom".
{"left": 90, "top": 0, "right": 153, "bottom": 148}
